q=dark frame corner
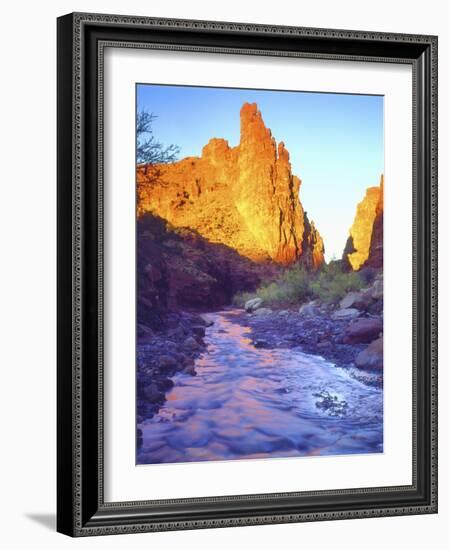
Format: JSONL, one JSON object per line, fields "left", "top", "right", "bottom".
{"left": 57, "top": 12, "right": 438, "bottom": 537}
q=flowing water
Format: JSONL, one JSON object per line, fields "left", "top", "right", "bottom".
{"left": 138, "top": 310, "right": 383, "bottom": 464}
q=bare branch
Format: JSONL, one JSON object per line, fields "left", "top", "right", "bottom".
{"left": 136, "top": 110, "right": 180, "bottom": 166}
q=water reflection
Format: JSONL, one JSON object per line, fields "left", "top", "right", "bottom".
{"left": 138, "top": 310, "right": 383, "bottom": 464}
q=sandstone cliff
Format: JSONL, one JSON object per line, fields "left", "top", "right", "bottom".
{"left": 343, "top": 175, "right": 384, "bottom": 271}
{"left": 137, "top": 102, "right": 324, "bottom": 268}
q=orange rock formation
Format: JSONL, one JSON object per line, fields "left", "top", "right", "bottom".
{"left": 343, "top": 175, "right": 384, "bottom": 271}
{"left": 137, "top": 102, "right": 324, "bottom": 268}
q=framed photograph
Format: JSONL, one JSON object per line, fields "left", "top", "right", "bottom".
{"left": 57, "top": 12, "right": 438, "bottom": 536}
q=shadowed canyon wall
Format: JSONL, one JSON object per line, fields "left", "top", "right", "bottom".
{"left": 137, "top": 102, "right": 324, "bottom": 268}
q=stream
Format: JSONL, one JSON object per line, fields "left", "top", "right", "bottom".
{"left": 137, "top": 310, "right": 383, "bottom": 464}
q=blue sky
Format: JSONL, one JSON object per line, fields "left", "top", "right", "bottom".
{"left": 137, "top": 84, "right": 384, "bottom": 261}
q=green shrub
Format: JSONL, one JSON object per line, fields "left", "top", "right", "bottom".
{"left": 309, "top": 263, "right": 364, "bottom": 304}
{"left": 233, "top": 262, "right": 365, "bottom": 309}
{"left": 256, "top": 282, "right": 298, "bottom": 306}
{"left": 234, "top": 265, "right": 311, "bottom": 308}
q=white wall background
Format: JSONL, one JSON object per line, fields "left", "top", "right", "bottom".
{"left": 0, "top": 1, "right": 446, "bottom": 548}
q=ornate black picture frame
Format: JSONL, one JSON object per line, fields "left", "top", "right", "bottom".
{"left": 57, "top": 12, "right": 438, "bottom": 537}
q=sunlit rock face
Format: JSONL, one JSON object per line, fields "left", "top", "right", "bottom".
{"left": 343, "top": 175, "right": 384, "bottom": 271}
{"left": 137, "top": 102, "right": 324, "bottom": 268}
{"left": 364, "top": 176, "right": 384, "bottom": 269}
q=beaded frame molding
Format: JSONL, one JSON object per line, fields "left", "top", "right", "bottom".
{"left": 57, "top": 12, "right": 438, "bottom": 537}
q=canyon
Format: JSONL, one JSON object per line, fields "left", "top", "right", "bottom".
{"left": 137, "top": 102, "right": 324, "bottom": 269}
{"left": 136, "top": 103, "right": 385, "bottom": 459}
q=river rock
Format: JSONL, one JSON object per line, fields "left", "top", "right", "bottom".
{"left": 254, "top": 338, "right": 270, "bottom": 348}
{"left": 345, "top": 317, "right": 383, "bottom": 344}
{"left": 339, "top": 290, "right": 372, "bottom": 311}
{"left": 370, "top": 278, "right": 383, "bottom": 300}
{"left": 332, "top": 308, "right": 360, "bottom": 320}
{"left": 183, "top": 364, "right": 197, "bottom": 376}
{"left": 355, "top": 337, "right": 383, "bottom": 370}
{"left": 200, "top": 314, "right": 214, "bottom": 327}
{"left": 182, "top": 355, "right": 195, "bottom": 367}
{"left": 245, "top": 297, "right": 263, "bottom": 313}
{"left": 137, "top": 323, "right": 154, "bottom": 343}
{"left": 299, "top": 301, "right": 319, "bottom": 316}
{"left": 167, "top": 325, "right": 185, "bottom": 340}
{"left": 158, "top": 354, "right": 178, "bottom": 369}
{"left": 183, "top": 336, "right": 199, "bottom": 350}
{"left": 368, "top": 298, "right": 383, "bottom": 315}
{"left": 143, "top": 383, "right": 165, "bottom": 404}
{"left": 253, "top": 307, "right": 273, "bottom": 316}
{"left": 192, "top": 325, "right": 206, "bottom": 337}
{"left": 317, "top": 341, "right": 331, "bottom": 351}
{"left": 155, "top": 377, "right": 175, "bottom": 391}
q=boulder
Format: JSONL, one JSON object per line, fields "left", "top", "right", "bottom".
{"left": 183, "top": 364, "right": 197, "bottom": 376}
{"left": 339, "top": 290, "right": 372, "bottom": 311}
{"left": 192, "top": 325, "right": 206, "bottom": 337}
{"left": 368, "top": 299, "right": 383, "bottom": 315}
{"left": 143, "top": 383, "right": 165, "bottom": 404}
{"left": 167, "top": 326, "right": 185, "bottom": 340}
{"left": 299, "top": 301, "right": 319, "bottom": 316}
{"left": 345, "top": 317, "right": 383, "bottom": 344}
{"left": 317, "top": 341, "right": 331, "bottom": 351}
{"left": 155, "top": 377, "right": 175, "bottom": 391}
{"left": 137, "top": 323, "right": 154, "bottom": 343}
{"left": 253, "top": 307, "right": 273, "bottom": 316}
{"left": 158, "top": 355, "right": 178, "bottom": 369}
{"left": 254, "top": 339, "right": 270, "bottom": 348}
{"left": 200, "top": 314, "right": 214, "bottom": 327}
{"left": 340, "top": 292, "right": 358, "bottom": 309}
{"left": 355, "top": 337, "right": 383, "bottom": 371}
{"left": 319, "top": 303, "right": 332, "bottom": 314}
{"left": 181, "top": 355, "right": 195, "bottom": 367}
{"left": 370, "top": 278, "right": 383, "bottom": 300}
{"left": 245, "top": 297, "right": 263, "bottom": 313}
{"left": 183, "top": 336, "right": 199, "bottom": 350}
{"left": 331, "top": 308, "right": 360, "bottom": 320}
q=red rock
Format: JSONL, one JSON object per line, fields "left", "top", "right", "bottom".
{"left": 143, "top": 384, "right": 164, "bottom": 403}
{"left": 342, "top": 175, "right": 383, "bottom": 271}
{"left": 340, "top": 290, "right": 373, "bottom": 310}
{"left": 364, "top": 176, "right": 384, "bottom": 269}
{"left": 158, "top": 355, "right": 178, "bottom": 369}
{"left": 137, "top": 323, "right": 154, "bottom": 343}
{"left": 137, "top": 102, "right": 324, "bottom": 268}
{"left": 344, "top": 317, "right": 383, "bottom": 344}
{"left": 355, "top": 337, "right": 383, "bottom": 371}
{"left": 183, "top": 364, "right": 197, "bottom": 376}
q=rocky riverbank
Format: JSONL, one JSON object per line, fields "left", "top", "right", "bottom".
{"left": 136, "top": 310, "right": 211, "bottom": 429}
{"left": 135, "top": 211, "right": 278, "bottom": 435}
{"left": 232, "top": 277, "right": 384, "bottom": 386}
{"left": 136, "top": 263, "right": 384, "bottom": 451}
{"left": 137, "top": 310, "right": 384, "bottom": 465}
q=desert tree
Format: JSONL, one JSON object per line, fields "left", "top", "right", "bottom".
{"left": 137, "top": 109, "right": 180, "bottom": 169}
